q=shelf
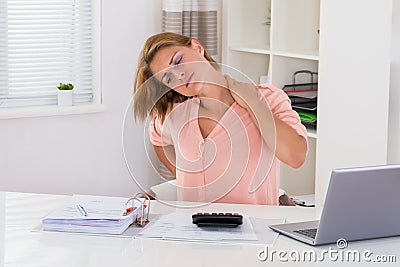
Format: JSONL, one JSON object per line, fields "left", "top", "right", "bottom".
{"left": 273, "top": 49, "right": 319, "bottom": 61}
{"left": 307, "top": 128, "right": 317, "bottom": 139}
{"left": 229, "top": 47, "right": 319, "bottom": 60}
{"left": 229, "top": 44, "right": 271, "bottom": 55}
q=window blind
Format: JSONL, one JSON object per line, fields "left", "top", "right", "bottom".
{"left": 0, "top": 0, "right": 94, "bottom": 108}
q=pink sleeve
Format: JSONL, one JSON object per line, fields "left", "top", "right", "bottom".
{"left": 257, "top": 83, "right": 309, "bottom": 148}
{"left": 148, "top": 115, "right": 173, "bottom": 147}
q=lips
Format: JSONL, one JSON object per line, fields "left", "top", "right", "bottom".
{"left": 185, "top": 72, "right": 194, "bottom": 88}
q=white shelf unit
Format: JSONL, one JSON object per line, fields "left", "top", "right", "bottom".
{"left": 221, "top": 0, "right": 271, "bottom": 84}
{"left": 222, "top": 0, "right": 392, "bottom": 206}
{"left": 222, "top": 0, "right": 320, "bottom": 197}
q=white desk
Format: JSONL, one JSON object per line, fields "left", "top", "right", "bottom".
{"left": 2, "top": 192, "right": 399, "bottom": 266}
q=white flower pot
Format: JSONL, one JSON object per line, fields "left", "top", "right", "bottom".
{"left": 58, "top": 90, "right": 73, "bottom": 106}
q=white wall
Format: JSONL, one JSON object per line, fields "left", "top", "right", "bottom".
{"left": 316, "top": 0, "right": 393, "bottom": 206}
{"left": 0, "top": 0, "right": 163, "bottom": 197}
{"left": 388, "top": 0, "right": 400, "bottom": 163}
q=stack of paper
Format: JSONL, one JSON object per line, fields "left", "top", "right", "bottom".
{"left": 42, "top": 195, "right": 145, "bottom": 235}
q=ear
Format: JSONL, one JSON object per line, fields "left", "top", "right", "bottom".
{"left": 190, "top": 39, "right": 205, "bottom": 56}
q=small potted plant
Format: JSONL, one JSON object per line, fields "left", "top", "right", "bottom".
{"left": 57, "top": 82, "right": 74, "bottom": 106}
{"left": 264, "top": 8, "right": 271, "bottom": 26}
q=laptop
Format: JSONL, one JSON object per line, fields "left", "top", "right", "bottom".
{"left": 269, "top": 165, "right": 400, "bottom": 246}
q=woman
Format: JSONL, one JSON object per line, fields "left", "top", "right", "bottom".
{"left": 134, "top": 32, "right": 308, "bottom": 205}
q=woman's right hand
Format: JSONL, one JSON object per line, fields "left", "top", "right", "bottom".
{"left": 224, "top": 75, "right": 261, "bottom": 110}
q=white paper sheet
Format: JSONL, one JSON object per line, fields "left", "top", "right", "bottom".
{"left": 43, "top": 194, "right": 143, "bottom": 220}
{"left": 137, "top": 212, "right": 258, "bottom": 241}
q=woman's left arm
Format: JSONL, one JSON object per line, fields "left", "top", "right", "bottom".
{"left": 227, "top": 77, "right": 307, "bottom": 168}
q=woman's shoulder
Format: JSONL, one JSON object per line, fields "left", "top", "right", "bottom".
{"left": 256, "top": 83, "right": 292, "bottom": 111}
{"left": 155, "top": 97, "right": 198, "bottom": 125}
{"left": 224, "top": 74, "right": 283, "bottom": 96}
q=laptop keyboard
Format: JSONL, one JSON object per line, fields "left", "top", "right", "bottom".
{"left": 294, "top": 228, "right": 317, "bottom": 239}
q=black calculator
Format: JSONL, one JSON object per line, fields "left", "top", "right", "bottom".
{"left": 192, "top": 212, "right": 243, "bottom": 228}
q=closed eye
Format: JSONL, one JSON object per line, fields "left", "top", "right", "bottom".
{"left": 175, "top": 55, "right": 182, "bottom": 65}
{"left": 166, "top": 73, "right": 172, "bottom": 84}
{"left": 163, "top": 72, "right": 173, "bottom": 84}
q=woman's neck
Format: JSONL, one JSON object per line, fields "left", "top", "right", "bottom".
{"left": 197, "top": 74, "right": 234, "bottom": 110}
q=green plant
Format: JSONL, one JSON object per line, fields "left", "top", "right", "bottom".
{"left": 57, "top": 83, "right": 74, "bottom": 90}
{"left": 264, "top": 7, "right": 271, "bottom": 26}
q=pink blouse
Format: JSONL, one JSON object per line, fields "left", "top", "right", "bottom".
{"left": 149, "top": 83, "right": 308, "bottom": 205}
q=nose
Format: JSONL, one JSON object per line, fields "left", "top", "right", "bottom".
{"left": 166, "top": 70, "right": 185, "bottom": 88}
{"left": 177, "top": 71, "right": 185, "bottom": 81}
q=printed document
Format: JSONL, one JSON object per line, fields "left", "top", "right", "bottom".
{"left": 138, "top": 212, "right": 258, "bottom": 241}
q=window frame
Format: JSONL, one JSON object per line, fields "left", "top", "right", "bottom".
{"left": 0, "top": 0, "right": 104, "bottom": 119}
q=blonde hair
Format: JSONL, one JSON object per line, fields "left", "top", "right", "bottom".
{"left": 133, "top": 32, "right": 217, "bottom": 122}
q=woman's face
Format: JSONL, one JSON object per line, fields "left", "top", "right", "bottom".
{"left": 149, "top": 40, "right": 210, "bottom": 97}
